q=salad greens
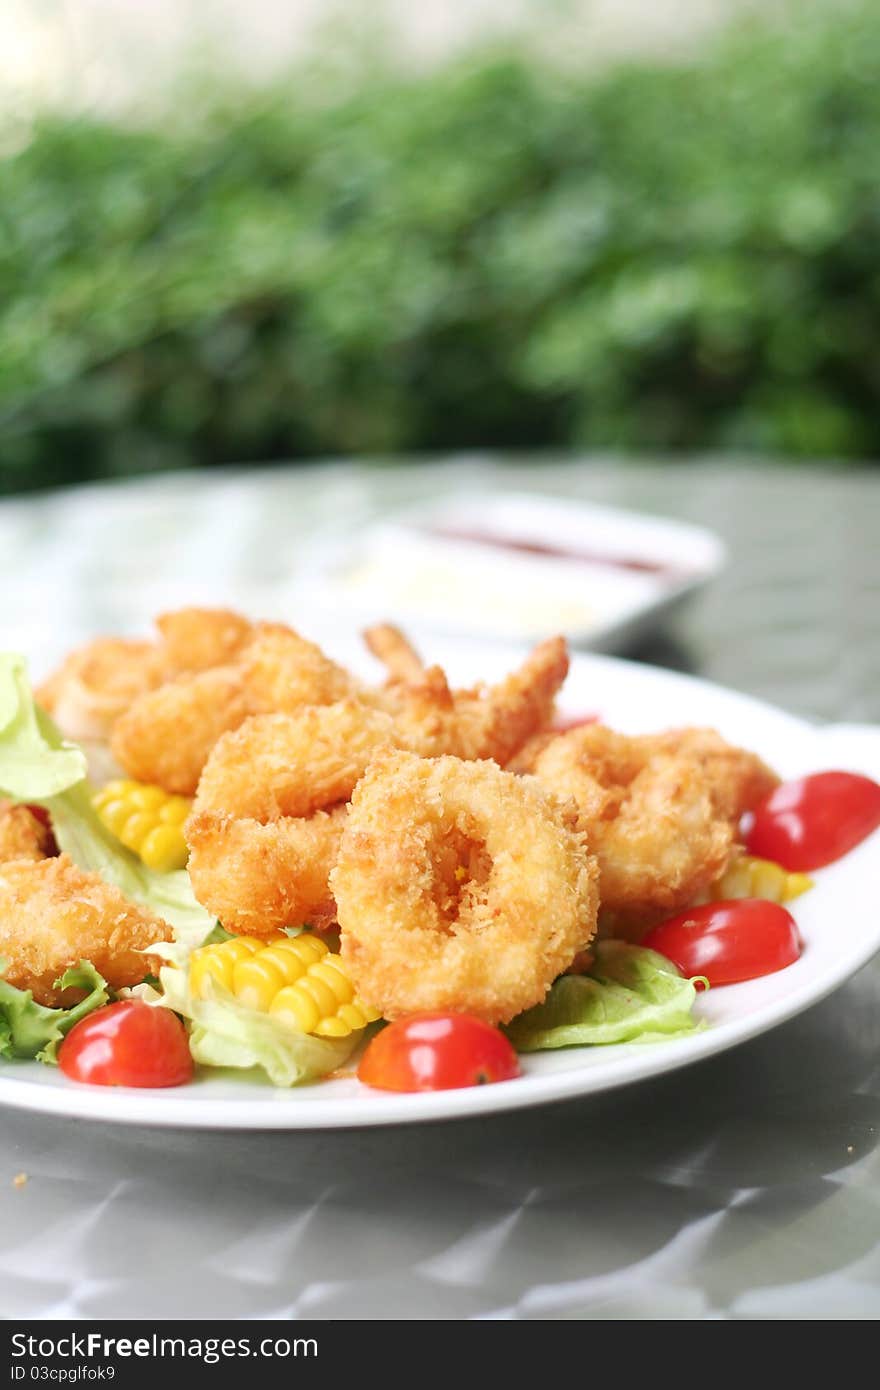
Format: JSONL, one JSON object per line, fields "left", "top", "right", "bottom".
{"left": 0, "top": 653, "right": 215, "bottom": 950}
{"left": 506, "top": 941, "right": 706, "bottom": 1052}
{"left": 0, "top": 654, "right": 87, "bottom": 798}
{"left": 0, "top": 957, "right": 110, "bottom": 1063}
{"left": 153, "top": 959, "right": 359, "bottom": 1087}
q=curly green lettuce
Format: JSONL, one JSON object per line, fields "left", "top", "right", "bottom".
{"left": 506, "top": 941, "right": 706, "bottom": 1051}
{"left": 0, "top": 957, "right": 110, "bottom": 1063}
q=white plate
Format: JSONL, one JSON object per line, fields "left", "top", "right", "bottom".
{"left": 1, "top": 639, "right": 879, "bottom": 1130}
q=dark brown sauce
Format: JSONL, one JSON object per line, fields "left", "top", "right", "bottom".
{"left": 428, "top": 526, "right": 687, "bottom": 580}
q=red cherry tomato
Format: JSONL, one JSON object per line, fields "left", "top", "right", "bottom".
{"left": 745, "top": 770, "right": 880, "bottom": 871}
{"left": 643, "top": 899, "right": 801, "bottom": 987}
{"left": 357, "top": 1013, "right": 521, "bottom": 1092}
{"left": 58, "top": 1002, "right": 193, "bottom": 1088}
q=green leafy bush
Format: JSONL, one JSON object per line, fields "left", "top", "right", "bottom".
{"left": 2, "top": 2, "right": 879, "bottom": 492}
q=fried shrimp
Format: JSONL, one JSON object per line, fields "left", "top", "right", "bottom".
{"left": 363, "top": 623, "right": 427, "bottom": 683}
{"left": 0, "top": 802, "right": 53, "bottom": 864}
{"left": 192, "top": 701, "right": 400, "bottom": 822}
{"left": 110, "top": 622, "right": 361, "bottom": 795}
{"left": 637, "top": 727, "right": 779, "bottom": 823}
{"left": 531, "top": 725, "right": 734, "bottom": 920}
{"left": 186, "top": 700, "right": 399, "bottom": 934}
{"left": 237, "top": 623, "right": 357, "bottom": 712}
{"left": 332, "top": 751, "right": 598, "bottom": 1024}
{"left": 186, "top": 807, "right": 346, "bottom": 938}
{"left": 36, "top": 638, "right": 169, "bottom": 741}
{"left": 155, "top": 607, "right": 254, "bottom": 674}
{"left": 0, "top": 854, "right": 170, "bottom": 1006}
{"left": 36, "top": 607, "right": 254, "bottom": 743}
{"left": 110, "top": 666, "right": 255, "bottom": 796}
{"left": 374, "top": 636, "right": 569, "bottom": 765}
{"left": 454, "top": 635, "right": 569, "bottom": 765}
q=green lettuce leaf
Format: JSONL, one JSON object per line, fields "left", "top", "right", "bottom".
{"left": 0, "top": 957, "right": 110, "bottom": 1063}
{"left": 506, "top": 941, "right": 706, "bottom": 1052}
{"left": 0, "top": 653, "right": 216, "bottom": 950}
{"left": 0, "top": 653, "right": 87, "bottom": 797}
{"left": 153, "top": 964, "right": 358, "bottom": 1087}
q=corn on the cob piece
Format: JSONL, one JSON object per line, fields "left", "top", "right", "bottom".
{"left": 93, "top": 778, "right": 191, "bottom": 872}
{"left": 188, "top": 934, "right": 381, "bottom": 1038}
{"left": 711, "top": 854, "right": 813, "bottom": 904}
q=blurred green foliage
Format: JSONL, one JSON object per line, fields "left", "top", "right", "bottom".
{"left": 2, "top": 3, "right": 880, "bottom": 492}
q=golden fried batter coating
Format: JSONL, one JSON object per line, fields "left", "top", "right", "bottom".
{"left": 372, "top": 636, "right": 569, "bottom": 765}
{"left": 363, "top": 624, "right": 427, "bottom": 683}
{"left": 454, "top": 635, "right": 569, "bottom": 765}
{"left": 333, "top": 751, "right": 598, "bottom": 1024}
{"left": 237, "top": 623, "right": 357, "bottom": 712}
{"left": 638, "top": 727, "right": 779, "bottom": 822}
{"left": 0, "top": 802, "right": 53, "bottom": 864}
{"left": 531, "top": 726, "right": 734, "bottom": 921}
{"left": 192, "top": 701, "right": 400, "bottom": 822}
{"left": 186, "top": 808, "right": 346, "bottom": 936}
{"left": 36, "top": 638, "right": 169, "bottom": 741}
{"left": 0, "top": 855, "right": 170, "bottom": 1006}
{"left": 110, "top": 666, "right": 255, "bottom": 796}
{"left": 156, "top": 607, "right": 254, "bottom": 674}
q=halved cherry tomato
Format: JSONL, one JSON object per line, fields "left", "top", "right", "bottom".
{"left": 643, "top": 898, "right": 801, "bottom": 987}
{"left": 745, "top": 770, "right": 880, "bottom": 871}
{"left": 58, "top": 1002, "right": 193, "bottom": 1088}
{"left": 357, "top": 1013, "right": 521, "bottom": 1092}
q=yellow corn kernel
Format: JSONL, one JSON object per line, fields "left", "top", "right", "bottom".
{"left": 98, "top": 798, "right": 134, "bottom": 837}
{"left": 270, "top": 984, "right": 321, "bottom": 1034}
{"left": 93, "top": 779, "right": 135, "bottom": 808}
{"left": 316, "top": 1000, "right": 380, "bottom": 1038}
{"left": 118, "top": 812, "right": 157, "bottom": 853}
{"left": 140, "top": 824, "right": 189, "bottom": 872}
{"left": 159, "top": 797, "right": 191, "bottom": 826}
{"left": 93, "top": 779, "right": 192, "bottom": 873}
{"left": 189, "top": 933, "right": 381, "bottom": 1037}
{"left": 233, "top": 936, "right": 329, "bottom": 1012}
{"left": 189, "top": 936, "right": 265, "bottom": 998}
{"left": 713, "top": 855, "right": 813, "bottom": 904}
{"left": 128, "top": 784, "right": 166, "bottom": 812}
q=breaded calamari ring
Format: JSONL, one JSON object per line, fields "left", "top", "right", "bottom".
{"left": 186, "top": 807, "right": 346, "bottom": 936}
{"left": 531, "top": 726, "right": 734, "bottom": 920}
{"left": 110, "top": 666, "right": 255, "bottom": 796}
{"left": 192, "top": 701, "right": 401, "bottom": 822}
{"left": 36, "top": 638, "right": 169, "bottom": 741}
{"left": 0, "top": 801, "right": 53, "bottom": 864}
{"left": 156, "top": 606, "right": 254, "bottom": 674}
{"left": 0, "top": 854, "right": 170, "bottom": 1006}
{"left": 332, "top": 751, "right": 598, "bottom": 1025}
